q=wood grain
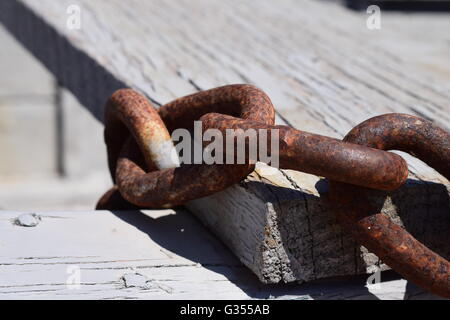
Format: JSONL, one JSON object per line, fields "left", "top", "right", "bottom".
{"left": 0, "top": 210, "right": 444, "bottom": 299}
{"left": 0, "top": 0, "right": 448, "bottom": 287}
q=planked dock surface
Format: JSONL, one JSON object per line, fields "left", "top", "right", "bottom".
{"left": 0, "top": 210, "right": 443, "bottom": 300}
{"left": 0, "top": 0, "right": 449, "bottom": 295}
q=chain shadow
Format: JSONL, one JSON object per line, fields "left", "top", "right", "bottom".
{"left": 107, "top": 175, "right": 448, "bottom": 299}
{"left": 390, "top": 179, "right": 450, "bottom": 300}
{"left": 246, "top": 176, "right": 448, "bottom": 300}
{"left": 243, "top": 178, "right": 380, "bottom": 299}
{"left": 108, "top": 208, "right": 276, "bottom": 297}
{"left": 108, "top": 207, "right": 382, "bottom": 299}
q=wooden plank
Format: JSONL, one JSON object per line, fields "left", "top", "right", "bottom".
{"left": 189, "top": 164, "right": 450, "bottom": 283}
{"left": 0, "top": 209, "right": 251, "bottom": 299}
{"left": 0, "top": 0, "right": 449, "bottom": 285}
{"left": 0, "top": 210, "right": 444, "bottom": 299}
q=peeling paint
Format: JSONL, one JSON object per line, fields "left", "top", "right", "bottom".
{"left": 13, "top": 213, "right": 41, "bottom": 227}
{"left": 120, "top": 272, "right": 173, "bottom": 294}
{"left": 121, "top": 273, "right": 149, "bottom": 288}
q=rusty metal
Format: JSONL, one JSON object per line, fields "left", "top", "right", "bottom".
{"left": 328, "top": 113, "right": 450, "bottom": 298}
{"left": 103, "top": 88, "right": 179, "bottom": 179}
{"left": 97, "top": 84, "right": 449, "bottom": 298}
{"left": 199, "top": 113, "right": 408, "bottom": 191}
{"left": 98, "top": 84, "right": 275, "bottom": 208}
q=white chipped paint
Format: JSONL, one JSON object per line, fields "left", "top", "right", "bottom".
{"left": 14, "top": 213, "right": 41, "bottom": 227}
{"left": 121, "top": 273, "right": 149, "bottom": 288}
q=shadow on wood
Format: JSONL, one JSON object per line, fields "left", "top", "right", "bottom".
{"left": 274, "top": 178, "right": 449, "bottom": 281}
{"left": 0, "top": 0, "right": 124, "bottom": 122}
{"left": 107, "top": 175, "right": 448, "bottom": 299}
{"left": 108, "top": 208, "right": 385, "bottom": 299}
{"left": 345, "top": 0, "right": 450, "bottom": 11}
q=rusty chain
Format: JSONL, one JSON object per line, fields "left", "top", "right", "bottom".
{"left": 96, "top": 84, "right": 449, "bottom": 298}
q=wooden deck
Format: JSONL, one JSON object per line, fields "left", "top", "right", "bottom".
{"left": 0, "top": 210, "right": 442, "bottom": 299}
{"left": 0, "top": 0, "right": 449, "bottom": 299}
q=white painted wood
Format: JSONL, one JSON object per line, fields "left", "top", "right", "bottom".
{"left": 0, "top": 0, "right": 448, "bottom": 289}
{"left": 0, "top": 210, "right": 444, "bottom": 300}
{"left": 0, "top": 209, "right": 249, "bottom": 299}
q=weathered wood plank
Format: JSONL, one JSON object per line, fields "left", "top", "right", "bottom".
{"left": 0, "top": 0, "right": 449, "bottom": 286}
{"left": 0, "top": 210, "right": 444, "bottom": 299}
{"left": 0, "top": 209, "right": 250, "bottom": 299}
{"left": 189, "top": 164, "right": 450, "bottom": 283}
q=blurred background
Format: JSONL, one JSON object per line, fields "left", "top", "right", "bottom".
{"left": 0, "top": 0, "right": 449, "bottom": 211}
{"left": 0, "top": 23, "right": 111, "bottom": 210}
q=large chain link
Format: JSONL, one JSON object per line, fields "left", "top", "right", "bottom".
{"left": 96, "top": 85, "right": 449, "bottom": 298}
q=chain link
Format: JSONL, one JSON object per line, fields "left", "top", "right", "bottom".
{"left": 96, "top": 85, "right": 449, "bottom": 298}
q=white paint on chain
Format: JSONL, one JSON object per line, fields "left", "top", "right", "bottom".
{"left": 149, "top": 139, "right": 181, "bottom": 169}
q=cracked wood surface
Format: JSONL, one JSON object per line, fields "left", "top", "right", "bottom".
{"left": 0, "top": 210, "right": 254, "bottom": 299}
{"left": 0, "top": 210, "right": 444, "bottom": 300}
{"left": 0, "top": 0, "right": 449, "bottom": 291}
